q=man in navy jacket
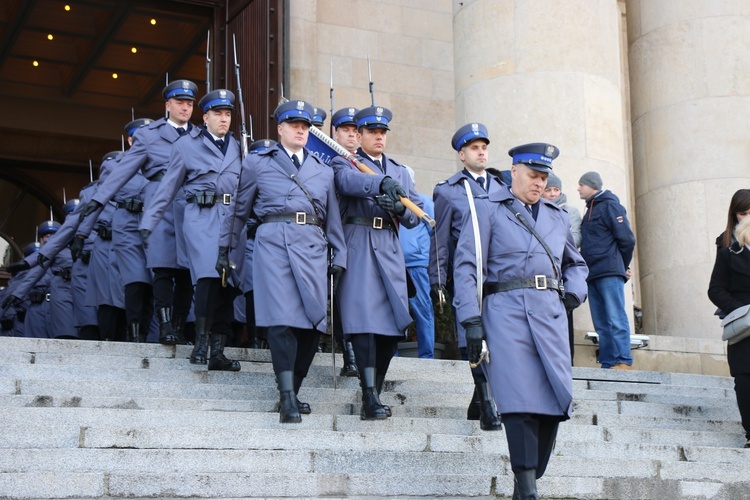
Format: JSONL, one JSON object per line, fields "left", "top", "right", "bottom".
{"left": 578, "top": 171, "right": 636, "bottom": 369}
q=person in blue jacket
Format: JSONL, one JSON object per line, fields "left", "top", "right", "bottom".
{"left": 398, "top": 166, "right": 435, "bottom": 358}
{"left": 577, "top": 171, "right": 636, "bottom": 370}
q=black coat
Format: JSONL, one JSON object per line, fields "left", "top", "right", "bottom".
{"left": 708, "top": 242, "right": 750, "bottom": 376}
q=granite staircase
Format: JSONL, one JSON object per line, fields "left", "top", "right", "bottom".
{"left": 0, "top": 337, "right": 748, "bottom": 499}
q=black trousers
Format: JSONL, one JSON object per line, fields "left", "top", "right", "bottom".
{"left": 502, "top": 413, "right": 560, "bottom": 478}
{"left": 194, "top": 278, "right": 235, "bottom": 335}
{"left": 244, "top": 290, "right": 267, "bottom": 341}
{"left": 735, "top": 373, "right": 750, "bottom": 440}
{"left": 152, "top": 267, "right": 194, "bottom": 317}
{"left": 567, "top": 309, "right": 575, "bottom": 366}
{"left": 267, "top": 326, "right": 320, "bottom": 379}
{"left": 124, "top": 282, "right": 153, "bottom": 333}
{"left": 350, "top": 333, "right": 400, "bottom": 377}
{"left": 97, "top": 305, "right": 126, "bottom": 342}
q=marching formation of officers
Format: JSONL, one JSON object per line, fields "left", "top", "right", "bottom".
{"left": 0, "top": 77, "right": 589, "bottom": 499}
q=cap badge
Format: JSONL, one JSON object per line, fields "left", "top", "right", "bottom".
{"left": 263, "top": 140, "right": 270, "bottom": 147}
{"left": 296, "top": 101, "right": 304, "bottom": 110}
{"left": 348, "top": 108, "right": 355, "bottom": 115}
{"left": 545, "top": 145, "right": 555, "bottom": 156}
{"left": 181, "top": 81, "right": 189, "bottom": 90}
{"left": 219, "top": 90, "right": 227, "bottom": 98}
{"left": 376, "top": 107, "right": 383, "bottom": 116}
{"left": 471, "top": 123, "right": 479, "bottom": 135}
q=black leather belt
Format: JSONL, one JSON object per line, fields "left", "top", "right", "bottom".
{"left": 147, "top": 170, "right": 166, "bottom": 182}
{"left": 484, "top": 276, "right": 563, "bottom": 295}
{"left": 186, "top": 191, "right": 231, "bottom": 208}
{"left": 262, "top": 213, "right": 322, "bottom": 226}
{"left": 51, "top": 268, "right": 72, "bottom": 281}
{"left": 117, "top": 198, "right": 144, "bottom": 213}
{"left": 29, "top": 292, "right": 50, "bottom": 304}
{"left": 345, "top": 216, "right": 395, "bottom": 231}
{"left": 97, "top": 226, "right": 112, "bottom": 241}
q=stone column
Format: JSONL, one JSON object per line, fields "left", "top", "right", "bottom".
{"left": 627, "top": 0, "right": 750, "bottom": 338}
{"left": 453, "top": 0, "right": 634, "bottom": 342}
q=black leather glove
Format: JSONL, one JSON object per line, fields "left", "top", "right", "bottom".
{"left": 6, "top": 260, "right": 30, "bottom": 275}
{"left": 329, "top": 265, "right": 344, "bottom": 293}
{"left": 562, "top": 293, "right": 581, "bottom": 312}
{"left": 215, "top": 246, "right": 230, "bottom": 277}
{"left": 79, "top": 200, "right": 103, "bottom": 222}
{"left": 379, "top": 176, "right": 407, "bottom": 202}
{"left": 2, "top": 295, "right": 21, "bottom": 310}
{"left": 37, "top": 253, "right": 50, "bottom": 267}
{"left": 140, "top": 229, "right": 152, "bottom": 249}
{"left": 69, "top": 236, "right": 85, "bottom": 262}
{"left": 375, "top": 195, "right": 406, "bottom": 216}
{"left": 15, "top": 307, "right": 25, "bottom": 323}
{"left": 461, "top": 316, "right": 485, "bottom": 366}
{"left": 430, "top": 284, "right": 449, "bottom": 308}
{"left": 0, "top": 319, "right": 13, "bottom": 331}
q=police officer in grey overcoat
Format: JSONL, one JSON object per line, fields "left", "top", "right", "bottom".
{"left": 330, "top": 105, "right": 424, "bottom": 420}
{"left": 452, "top": 143, "right": 588, "bottom": 498}
{"left": 140, "top": 89, "right": 243, "bottom": 371}
{"left": 228, "top": 100, "right": 347, "bottom": 423}
{"left": 78, "top": 80, "right": 199, "bottom": 345}
{"left": 429, "top": 123, "right": 503, "bottom": 431}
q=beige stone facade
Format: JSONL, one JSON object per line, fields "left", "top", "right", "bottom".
{"left": 289, "top": 0, "right": 750, "bottom": 375}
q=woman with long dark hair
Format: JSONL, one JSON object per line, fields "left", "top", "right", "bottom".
{"left": 708, "top": 194, "right": 750, "bottom": 448}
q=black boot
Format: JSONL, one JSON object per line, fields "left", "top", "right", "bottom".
{"left": 477, "top": 382, "right": 502, "bottom": 431}
{"left": 171, "top": 312, "right": 187, "bottom": 345}
{"left": 278, "top": 371, "right": 301, "bottom": 423}
{"left": 360, "top": 367, "right": 387, "bottom": 420}
{"left": 293, "top": 375, "right": 311, "bottom": 414}
{"left": 512, "top": 469, "right": 539, "bottom": 500}
{"left": 127, "top": 322, "right": 141, "bottom": 343}
{"left": 190, "top": 317, "right": 209, "bottom": 365}
{"left": 467, "top": 386, "right": 481, "bottom": 420}
{"left": 157, "top": 307, "right": 177, "bottom": 345}
{"left": 375, "top": 373, "right": 392, "bottom": 417}
{"left": 339, "top": 341, "right": 359, "bottom": 377}
{"left": 208, "top": 333, "right": 241, "bottom": 371}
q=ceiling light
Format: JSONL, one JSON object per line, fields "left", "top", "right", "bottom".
{"left": 64, "top": 5, "right": 71, "bottom": 11}
{"left": 47, "top": 34, "right": 54, "bottom": 41}
{"left": 131, "top": 47, "right": 137, "bottom": 54}
{"left": 112, "top": 73, "right": 118, "bottom": 79}
{"left": 150, "top": 18, "right": 156, "bottom": 26}
{"left": 32, "top": 61, "right": 39, "bottom": 67}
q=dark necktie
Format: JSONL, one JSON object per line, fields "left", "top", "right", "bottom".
{"left": 477, "top": 177, "right": 485, "bottom": 191}
{"left": 291, "top": 154, "right": 301, "bottom": 169}
{"left": 373, "top": 159, "right": 382, "bottom": 171}
{"left": 215, "top": 138, "right": 225, "bottom": 150}
{"left": 177, "top": 127, "right": 187, "bottom": 136}
{"left": 525, "top": 204, "right": 533, "bottom": 214}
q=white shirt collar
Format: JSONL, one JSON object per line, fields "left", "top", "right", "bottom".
{"left": 167, "top": 119, "right": 186, "bottom": 130}
{"left": 282, "top": 145, "right": 303, "bottom": 164}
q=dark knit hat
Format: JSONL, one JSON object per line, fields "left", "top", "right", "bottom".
{"left": 546, "top": 173, "right": 562, "bottom": 190}
{"left": 579, "top": 171, "right": 603, "bottom": 190}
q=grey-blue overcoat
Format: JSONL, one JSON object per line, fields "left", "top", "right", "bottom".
{"left": 330, "top": 151, "right": 423, "bottom": 336}
{"left": 112, "top": 171, "right": 151, "bottom": 286}
{"left": 452, "top": 186, "right": 588, "bottom": 417}
{"left": 229, "top": 145, "right": 347, "bottom": 333}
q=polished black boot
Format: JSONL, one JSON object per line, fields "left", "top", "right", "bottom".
{"left": 190, "top": 317, "right": 209, "bottom": 365}
{"left": 157, "top": 307, "right": 177, "bottom": 345}
{"left": 477, "top": 382, "right": 502, "bottom": 431}
{"left": 171, "top": 312, "right": 187, "bottom": 345}
{"left": 293, "top": 375, "right": 311, "bottom": 414}
{"left": 375, "top": 373, "right": 392, "bottom": 417}
{"left": 467, "top": 385, "right": 481, "bottom": 420}
{"left": 360, "top": 367, "right": 387, "bottom": 420}
{"left": 278, "top": 371, "right": 301, "bottom": 423}
{"left": 208, "top": 333, "right": 241, "bottom": 371}
{"left": 127, "top": 322, "right": 142, "bottom": 343}
{"left": 512, "top": 469, "right": 539, "bottom": 500}
{"left": 339, "top": 341, "right": 359, "bottom": 377}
